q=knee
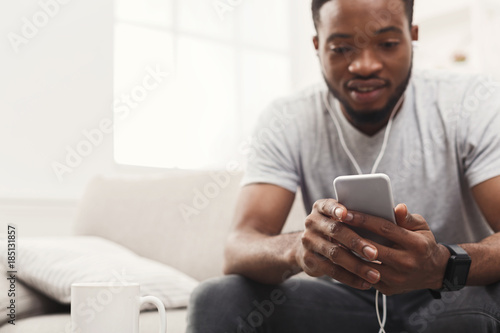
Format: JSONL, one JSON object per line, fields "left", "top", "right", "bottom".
{"left": 188, "top": 275, "right": 254, "bottom": 313}
{"left": 420, "top": 285, "right": 500, "bottom": 333}
{"left": 425, "top": 312, "right": 500, "bottom": 333}
{"left": 187, "top": 275, "right": 262, "bottom": 333}
{"left": 189, "top": 276, "right": 230, "bottom": 309}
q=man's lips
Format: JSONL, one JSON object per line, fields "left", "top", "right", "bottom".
{"left": 345, "top": 79, "right": 389, "bottom": 104}
{"left": 346, "top": 79, "right": 388, "bottom": 92}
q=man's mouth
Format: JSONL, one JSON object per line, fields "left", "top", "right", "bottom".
{"left": 352, "top": 86, "right": 379, "bottom": 92}
{"left": 347, "top": 79, "right": 387, "bottom": 91}
{"left": 346, "top": 79, "right": 388, "bottom": 104}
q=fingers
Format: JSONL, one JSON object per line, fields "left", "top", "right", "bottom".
{"left": 342, "top": 209, "right": 419, "bottom": 249}
{"left": 301, "top": 249, "right": 374, "bottom": 290}
{"left": 313, "top": 199, "right": 353, "bottom": 221}
{"left": 306, "top": 214, "right": 378, "bottom": 261}
{"left": 301, "top": 231, "right": 381, "bottom": 286}
{"left": 305, "top": 199, "right": 440, "bottom": 295}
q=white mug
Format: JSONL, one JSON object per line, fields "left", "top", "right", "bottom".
{"left": 71, "top": 282, "right": 166, "bottom": 333}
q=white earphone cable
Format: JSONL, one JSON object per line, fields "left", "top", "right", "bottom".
{"left": 325, "top": 96, "right": 363, "bottom": 175}
{"left": 376, "top": 290, "right": 387, "bottom": 333}
{"left": 327, "top": 95, "right": 403, "bottom": 175}
{"left": 323, "top": 91, "right": 404, "bottom": 333}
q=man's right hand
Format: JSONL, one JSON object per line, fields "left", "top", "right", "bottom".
{"left": 296, "top": 198, "right": 381, "bottom": 290}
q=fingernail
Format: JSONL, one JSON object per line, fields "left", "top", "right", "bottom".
{"left": 363, "top": 246, "right": 377, "bottom": 260}
{"left": 362, "top": 281, "right": 372, "bottom": 289}
{"left": 367, "top": 270, "right": 380, "bottom": 283}
{"left": 345, "top": 212, "right": 353, "bottom": 221}
{"left": 334, "top": 207, "right": 343, "bottom": 219}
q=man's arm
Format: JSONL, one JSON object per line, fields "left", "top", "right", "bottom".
{"left": 223, "top": 183, "right": 301, "bottom": 284}
{"left": 224, "top": 183, "right": 383, "bottom": 288}
{"left": 461, "top": 175, "right": 500, "bottom": 285}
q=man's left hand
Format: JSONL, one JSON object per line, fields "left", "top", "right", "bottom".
{"left": 341, "top": 204, "right": 450, "bottom": 295}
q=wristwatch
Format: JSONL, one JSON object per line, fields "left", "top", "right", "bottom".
{"left": 429, "top": 243, "right": 471, "bottom": 299}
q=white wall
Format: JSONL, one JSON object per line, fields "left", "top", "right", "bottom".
{"left": 0, "top": 0, "right": 114, "bottom": 235}
{"left": 0, "top": 0, "right": 114, "bottom": 201}
{"left": 414, "top": 0, "right": 500, "bottom": 77}
{"left": 290, "top": 0, "right": 323, "bottom": 92}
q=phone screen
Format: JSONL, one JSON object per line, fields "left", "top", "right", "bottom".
{"left": 333, "top": 173, "right": 396, "bottom": 246}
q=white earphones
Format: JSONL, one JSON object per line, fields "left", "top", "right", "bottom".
{"left": 323, "top": 92, "right": 405, "bottom": 333}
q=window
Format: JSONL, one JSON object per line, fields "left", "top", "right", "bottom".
{"left": 113, "top": 0, "right": 294, "bottom": 169}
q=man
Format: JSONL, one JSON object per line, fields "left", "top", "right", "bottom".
{"left": 187, "top": 0, "right": 500, "bottom": 331}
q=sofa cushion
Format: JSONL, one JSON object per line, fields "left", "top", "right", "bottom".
{"left": 0, "top": 236, "right": 198, "bottom": 309}
{"left": 0, "top": 269, "right": 67, "bottom": 326}
{"left": 72, "top": 171, "right": 306, "bottom": 281}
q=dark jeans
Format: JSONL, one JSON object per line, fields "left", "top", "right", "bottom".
{"left": 186, "top": 275, "right": 500, "bottom": 333}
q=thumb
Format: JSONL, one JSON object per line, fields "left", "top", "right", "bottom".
{"left": 394, "top": 203, "right": 428, "bottom": 231}
{"left": 394, "top": 203, "right": 408, "bottom": 227}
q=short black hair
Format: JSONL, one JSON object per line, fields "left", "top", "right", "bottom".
{"left": 311, "top": 0, "right": 414, "bottom": 30}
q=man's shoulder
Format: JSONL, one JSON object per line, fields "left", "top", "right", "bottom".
{"left": 412, "top": 68, "right": 477, "bottom": 81}
{"left": 260, "top": 82, "right": 327, "bottom": 127}
{"left": 269, "top": 82, "right": 326, "bottom": 110}
{"left": 410, "top": 69, "right": 500, "bottom": 127}
{"left": 412, "top": 69, "right": 496, "bottom": 96}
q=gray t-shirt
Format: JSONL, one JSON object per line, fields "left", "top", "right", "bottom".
{"left": 242, "top": 70, "right": 500, "bottom": 244}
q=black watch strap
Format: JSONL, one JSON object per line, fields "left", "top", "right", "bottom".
{"left": 429, "top": 243, "right": 471, "bottom": 299}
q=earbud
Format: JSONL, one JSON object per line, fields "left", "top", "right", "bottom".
{"left": 412, "top": 41, "right": 419, "bottom": 49}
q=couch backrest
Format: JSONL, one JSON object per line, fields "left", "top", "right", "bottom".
{"left": 73, "top": 171, "right": 306, "bottom": 281}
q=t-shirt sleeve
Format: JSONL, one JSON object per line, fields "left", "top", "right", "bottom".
{"left": 240, "top": 101, "right": 300, "bottom": 193}
{"left": 460, "top": 76, "right": 500, "bottom": 188}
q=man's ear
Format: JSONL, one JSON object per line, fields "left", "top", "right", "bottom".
{"left": 411, "top": 25, "right": 419, "bottom": 41}
{"left": 313, "top": 35, "right": 319, "bottom": 53}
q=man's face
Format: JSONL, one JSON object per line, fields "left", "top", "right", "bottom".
{"left": 314, "top": 0, "right": 418, "bottom": 126}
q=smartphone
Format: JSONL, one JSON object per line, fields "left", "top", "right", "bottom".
{"left": 333, "top": 173, "right": 396, "bottom": 247}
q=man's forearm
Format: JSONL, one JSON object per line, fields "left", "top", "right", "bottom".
{"left": 224, "top": 229, "right": 303, "bottom": 284}
{"left": 461, "top": 232, "right": 500, "bottom": 286}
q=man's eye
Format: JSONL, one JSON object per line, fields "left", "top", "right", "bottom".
{"left": 330, "top": 46, "right": 352, "bottom": 54}
{"left": 380, "top": 41, "right": 400, "bottom": 49}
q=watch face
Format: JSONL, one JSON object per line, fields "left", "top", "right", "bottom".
{"left": 454, "top": 261, "right": 471, "bottom": 286}
{"left": 442, "top": 244, "right": 471, "bottom": 290}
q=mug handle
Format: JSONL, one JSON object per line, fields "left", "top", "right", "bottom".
{"left": 140, "top": 296, "right": 167, "bottom": 333}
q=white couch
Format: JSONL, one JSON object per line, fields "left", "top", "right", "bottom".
{"left": 0, "top": 170, "right": 306, "bottom": 333}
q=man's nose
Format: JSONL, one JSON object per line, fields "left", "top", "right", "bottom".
{"left": 348, "top": 48, "right": 383, "bottom": 77}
